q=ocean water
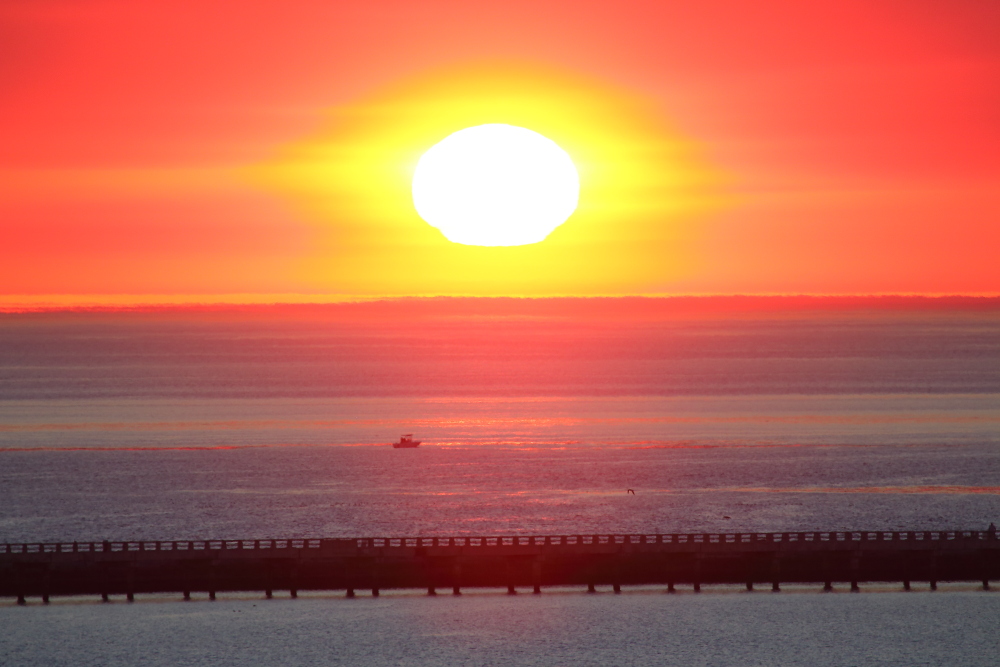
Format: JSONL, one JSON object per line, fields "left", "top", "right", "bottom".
{"left": 1, "top": 436, "right": 999, "bottom": 542}
{"left": 2, "top": 589, "right": 998, "bottom": 667}
{"left": 1, "top": 302, "right": 998, "bottom": 665}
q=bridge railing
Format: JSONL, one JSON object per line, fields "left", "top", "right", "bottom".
{"left": 2, "top": 531, "right": 995, "bottom": 555}
{"left": 352, "top": 531, "right": 995, "bottom": 548}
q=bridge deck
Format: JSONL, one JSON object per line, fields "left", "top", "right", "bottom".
{"left": 3, "top": 531, "right": 997, "bottom": 603}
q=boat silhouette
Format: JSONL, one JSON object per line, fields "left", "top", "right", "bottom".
{"left": 392, "top": 434, "right": 421, "bottom": 448}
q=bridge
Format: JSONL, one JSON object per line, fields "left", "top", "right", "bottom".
{"left": 2, "top": 530, "right": 997, "bottom": 604}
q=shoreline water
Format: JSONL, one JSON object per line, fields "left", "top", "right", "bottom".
{"left": 2, "top": 587, "right": 998, "bottom": 667}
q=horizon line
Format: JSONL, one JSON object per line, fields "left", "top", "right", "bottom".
{"left": 3, "top": 292, "right": 1000, "bottom": 314}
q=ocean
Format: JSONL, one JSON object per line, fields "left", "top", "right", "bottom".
{"left": 1, "top": 299, "right": 998, "bottom": 665}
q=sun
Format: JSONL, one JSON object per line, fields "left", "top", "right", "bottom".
{"left": 411, "top": 124, "right": 580, "bottom": 246}
{"left": 253, "top": 63, "right": 727, "bottom": 295}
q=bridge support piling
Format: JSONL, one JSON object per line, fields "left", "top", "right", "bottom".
{"left": 209, "top": 560, "right": 217, "bottom": 600}
{"left": 425, "top": 560, "right": 435, "bottom": 596}
{"left": 904, "top": 553, "right": 913, "bottom": 592}
{"left": 586, "top": 554, "right": 599, "bottom": 594}
{"left": 344, "top": 558, "right": 355, "bottom": 598}
{"left": 101, "top": 563, "right": 110, "bottom": 603}
{"left": 850, "top": 554, "right": 861, "bottom": 592}
{"left": 660, "top": 555, "right": 673, "bottom": 594}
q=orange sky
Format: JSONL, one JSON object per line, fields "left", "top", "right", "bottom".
{"left": 2, "top": 0, "right": 999, "bottom": 302}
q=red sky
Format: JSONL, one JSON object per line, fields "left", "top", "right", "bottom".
{"left": 2, "top": 0, "right": 999, "bottom": 302}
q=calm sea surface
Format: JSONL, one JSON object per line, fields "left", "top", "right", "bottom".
{"left": 3, "top": 589, "right": 998, "bottom": 667}
{"left": 1, "top": 303, "right": 998, "bottom": 665}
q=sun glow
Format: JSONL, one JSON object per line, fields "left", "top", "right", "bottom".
{"left": 254, "top": 63, "right": 726, "bottom": 295}
{"left": 412, "top": 124, "right": 579, "bottom": 246}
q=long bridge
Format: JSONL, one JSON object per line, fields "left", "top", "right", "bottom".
{"left": 2, "top": 530, "right": 997, "bottom": 604}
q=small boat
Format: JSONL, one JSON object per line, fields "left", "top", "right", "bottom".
{"left": 392, "top": 434, "right": 421, "bottom": 449}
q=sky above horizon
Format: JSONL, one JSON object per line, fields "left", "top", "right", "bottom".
{"left": 2, "top": 0, "right": 999, "bottom": 302}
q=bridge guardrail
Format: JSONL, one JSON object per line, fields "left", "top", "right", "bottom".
{"left": 3, "top": 531, "right": 995, "bottom": 555}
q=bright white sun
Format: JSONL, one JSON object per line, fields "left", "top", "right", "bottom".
{"left": 412, "top": 124, "right": 579, "bottom": 246}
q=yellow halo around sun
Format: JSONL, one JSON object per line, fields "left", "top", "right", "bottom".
{"left": 252, "top": 62, "right": 728, "bottom": 296}
{"left": 412, "top": 124, "right": 579, "bottom": 246}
